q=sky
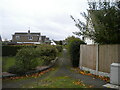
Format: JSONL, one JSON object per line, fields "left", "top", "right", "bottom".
{"left": 0, "top": 0, "right": 89, "bottom": 41}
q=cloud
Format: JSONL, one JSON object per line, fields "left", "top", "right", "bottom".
{"left": 0, "top": 0, "right": 88, "bottom": 40}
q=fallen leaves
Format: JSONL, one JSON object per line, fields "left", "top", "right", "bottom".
{"left": 3, "top": 68, "right": 55, "bottom": 80}
{"left": 71, "top": 68, "right": 110, "bottom": 83}
{"left": 73, "top": 80, "right": 94, "bottom": 88}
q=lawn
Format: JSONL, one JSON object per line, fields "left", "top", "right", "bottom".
{"left": 2, "top": 57, "right": 16, "bottom": 72}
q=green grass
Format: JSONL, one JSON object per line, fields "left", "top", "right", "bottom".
{"left": 35, "top": 76, "right": 86, "bottom": 88}
{"left": 2, "top": 57, "right": 16, "bottom": 72}
{"left": 21, "top": 67, "right": 86, "bottom": 88}
{"left": 23, "top": 67, "right": 86, "bottom": 88}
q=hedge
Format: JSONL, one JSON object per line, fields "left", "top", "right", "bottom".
{"left": 55, "top": 45, "right": 63, "bottom": 52}
{"left": 2, "top": 45, "right": 37, "bottom": 56}
{"left": 67, "top": 38, "right": 85, "bottom": 67}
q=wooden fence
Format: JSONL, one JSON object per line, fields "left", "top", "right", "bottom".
{"left": 79, "top": 44, "right": 120, "bottom": 74}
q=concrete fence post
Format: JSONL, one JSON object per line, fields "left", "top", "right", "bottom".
{"left": 96, "top": 44, "right": 99, "bottom": 75}
{"left": 79, "top": 45, "right": 82, "bottom": 69}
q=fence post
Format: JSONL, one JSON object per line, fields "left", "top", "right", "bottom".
{"left": 96, "top": 44, "right": 99, "bottom": 75}
{"left": 0, "top": 41, "right": 2, "bottom": 90}
{"left": 79, "top": 45, "right": 82, "bottom": 69}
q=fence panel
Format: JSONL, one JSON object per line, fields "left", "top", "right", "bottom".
{"left": 99, "top": 45, "right": 120, "bottom": 73}
{"left": 80, "top": 45, "right": 96, "bottom": 70}
{"left": 80, "top": 44, "right": 120, "bottom": 73}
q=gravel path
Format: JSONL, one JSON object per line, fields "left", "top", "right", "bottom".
{"left": 2, "top": 49, "right": 106, "bottom": 88}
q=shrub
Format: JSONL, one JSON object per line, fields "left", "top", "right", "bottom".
{"left": 8, "top": 45, "right": 58, "bottom": 74}
{"left": 8, "top": 47, "right": 39, "bottom": 74}
{"left": 16, "top": 48, "right": 38, "bottom": 69}
{"left": 8, "top": 65, "right": 24, "bottom": 74}
{"left": 36, "top": 45, "right": 58, "bottom": 65}
{"left": 55, "top": 45, "right": 63, "bottom": 52}
{"left": 67, "top": 37, "right": 85, "bottom": 67}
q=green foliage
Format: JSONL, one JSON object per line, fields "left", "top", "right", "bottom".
{"left": 2, "top": 45, "right": 37, "bottom": 56}
{"left": 89, "top": 7, "right": 120, "bottom": 44}
{"left": 2, "top": 45, "right": 21, "bottom": 56}
{"left": 8, "top": 45, "right": 58, "bottom": 74}
{"left": 8, "top": 65, "right": 23, "bottom": 74}
{"left": 36, "top": 45, "right": 58, "bottom": 65}
{"left": 66, "top": 36, "right": 85, "bottom": 67}
{"left": 65, "top": 36, "right": 76, "bottom": 44}
{"left": 11, "top": 48, "right": 38, "bottom": 74}
{"left": 71, "top": 1, "right": 120, "bottom": 44}
{"left": 55, "top": 45, "right": 63, "bottom": 52}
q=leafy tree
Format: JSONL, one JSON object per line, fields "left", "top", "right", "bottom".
{"left": 65, "top": 36, "right": 76, "bottom": 44}
{"left": 71, "top": 1, "right": 120, "bottom": 44}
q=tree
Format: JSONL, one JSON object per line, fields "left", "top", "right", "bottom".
{"left": 71, "top": 1, "right": 120, "bottom": 44}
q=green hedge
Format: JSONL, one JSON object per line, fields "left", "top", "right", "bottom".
{"left": 36, "top": 45, "right": 58, "bottom": 65}
{"left": 55, "top": 45, "right": 63, "bottom": 52}
{"left": 2, "top": 45, "right": 37, "bottom": 56}
{"left": 67, "top": 38, "right": 85, "bottom": 67}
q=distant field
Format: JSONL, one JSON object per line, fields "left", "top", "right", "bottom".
{"left": 2, "top": 57, "right": 16, "bottom": 72}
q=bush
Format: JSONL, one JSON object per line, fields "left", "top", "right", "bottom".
{"left": 8, "top": 45, "right": 58, "bottom": 74}
{"left": 36, "top": 45, "right": 58, "bottom": 65}
{"left": 8, "top": 47, "right": 38, "bottom": 74}
{"left": 67, "top": 37, "right": 85, "bottom": 67}
{"left": 55, "top": 45, "right": 63, "bottom": 52}
{"left": 8, "top": 65, "right": 24, "bottom": 74}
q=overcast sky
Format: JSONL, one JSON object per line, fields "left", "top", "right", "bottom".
{"left": 0, "top": 0, "right": 89, "bottom": 41}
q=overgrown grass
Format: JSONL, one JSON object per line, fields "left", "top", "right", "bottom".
{"left": 2, "top": 57, "right": 16, "bottom": 72}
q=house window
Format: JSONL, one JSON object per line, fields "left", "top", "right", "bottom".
{"left": 16, "top": 36, "right": 20, "bottom": 40}
{"left": 28, "top": 36, "right": 33, "bottom": 40}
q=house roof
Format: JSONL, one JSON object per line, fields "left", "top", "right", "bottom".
{"left": 15, "top": 33, "right": 40, "bottom": 35}
{"left": 14, "top": 32, "right": 41, "bottom": 36}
